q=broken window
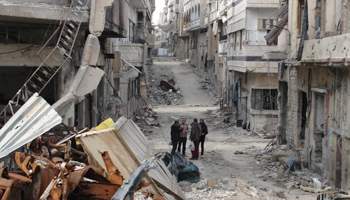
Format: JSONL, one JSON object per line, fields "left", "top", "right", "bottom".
{"left": 251, "top": 89, "right": 278, "bottom": 110}
{"left": 315, "top": 0, "right": 321, "bottom": 38}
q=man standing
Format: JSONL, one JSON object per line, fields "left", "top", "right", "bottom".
{"left": 170, "top": 118, "right": 182, "bottom": 155}
{"left": 178, "top": 118, "right": 189, "bottom": 156}
{"left": 199, "top": 118, "right": 208, "bottom": 157}
{"left": 189, "top": 118, "right": 200, "bottom": 160}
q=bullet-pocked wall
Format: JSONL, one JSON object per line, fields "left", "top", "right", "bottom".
{"left": 235, "top": 72, "right": 279, "bottom": 132}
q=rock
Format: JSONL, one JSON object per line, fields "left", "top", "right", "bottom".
{"left": 272, "top": 150, "right": 288, "bottom": 162}
{"left": 212, "top": 185, "right": 222, "bottom": 190}
{"left": 277, "top": 165, "right": 285, "bottom": 175}
{"left": 270, "top": 190, "right": 285, "bottom": 198}
{"left": 183, "top": 186, "right": 192, "bottom": 192}
{"left": 207, "top": 179, "right": 218, "bottom": 187}
{"left": 196, "top": 182, "right": 206, "bottom": 189}
{"left": 223, "top": 185, "right": 236, "bottom": 191}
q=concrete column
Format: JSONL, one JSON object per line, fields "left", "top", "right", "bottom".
{"left": 287, "top": 66, "right": 300, "bottom": 149}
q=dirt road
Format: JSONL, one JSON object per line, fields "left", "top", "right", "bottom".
{"left": 147, "top": 58, "right": 315, "bottom": 199}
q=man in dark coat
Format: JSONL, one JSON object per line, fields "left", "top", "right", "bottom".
{"left": 199, "top": 118, "right": 208, "bottom": 157}
{"left": 171, "top": 118, "right": 182, "bottom": 155}
{"left": 189, "top": 118, "right": 200, "bottom": 160}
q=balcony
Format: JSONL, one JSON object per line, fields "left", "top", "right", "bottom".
{"left": 227, "top": 45, "right": 283, "bottom": 73}
{"left": 246, "top": 0, "right": 280, "bottom": 8}
{"left": 0, "top": 0, "right": 89, "bottom": 23}
{"left": 209, "top": 11, "right": 219, "bottom": 23}
{"left": 218, "top": 42, "right": 228, "bottom": 56}
{"left": 129, "top": 0, "right": 152, "bottom": 18}
{"left": 183, "top": 18, "right": 200, "bottom": 32}
{"left": 146, "top": 34, "right": 155, "bottom": 48}
{"left": 118, "top": 43, "right": 144, "bottom": 67}
{"left": 301, "top": 33, "right": 350, "bottom": 66}
{"left": 219, "top": 0, "right": 227, "bottom": 16}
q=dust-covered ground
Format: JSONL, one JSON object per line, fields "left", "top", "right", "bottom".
{"left": 144, "top": 57, "right": 316, "bottom": 200}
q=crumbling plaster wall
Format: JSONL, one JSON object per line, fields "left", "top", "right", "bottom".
{"left": 237, "top": 72, "right": 278, "bottom": 132}
{"left": 284, "top": 65, "right": 350, "bottom": 189}
{"left": 189, "top": 30, "right": 206, "bottom": 70}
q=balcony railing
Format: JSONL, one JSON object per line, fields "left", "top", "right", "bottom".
{"left": 219, "top": 34, "right": 228, "bottom": 42}
{"left": 218, "top": 41, "right": 228, "bottom": 55}
{"left": 301, "top": 33, "right": 350, "bottom": 64}
{"left": 183, "top": 18, "right": 200, "bottom": 32}
{"left": 144, "top": 0, "right": 152, "bottom": 18}
{"left": 246, "top": 0, "right": 280, "bottom": 8}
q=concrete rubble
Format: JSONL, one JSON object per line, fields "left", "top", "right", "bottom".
{"left": 0, "top": 117, "right": 185, "bottom": 200}
{"left": 146, "top": 62, "right": 183, "bottom": 106}
{"left": 249, "top": 143, "right": 350, "bottom": 199}
{"left": 179, "top": 178, "right": 282, "bottom": 200}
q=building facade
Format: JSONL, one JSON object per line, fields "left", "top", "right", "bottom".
{"left": 0, "top": 0, "right": 155, "bottom": 129}
{"left": 279, "top": 0, "right": 350, "bottom": 189}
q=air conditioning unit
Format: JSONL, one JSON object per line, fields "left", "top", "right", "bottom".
{"left": 257, "top": 19, "right": 276, "bottom": 30}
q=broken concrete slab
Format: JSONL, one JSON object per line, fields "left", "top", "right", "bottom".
{"left": 89, "top": 0, "right": 114, "bottom": 36}
{"left": 52, "top": 65, "right": 104, "bottom": 117}
{"left": 52, "top": 92, "right": 76, "bottom": 116}
{"left": 69, "top": 65, "right": 104, "bottom": 97}
{"left": 81, "top": 34, "right": 100, "bottom": 66}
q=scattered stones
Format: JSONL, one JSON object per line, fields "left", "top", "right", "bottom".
{"left": 182, "top": 178, "right": 279, "bottom": 200}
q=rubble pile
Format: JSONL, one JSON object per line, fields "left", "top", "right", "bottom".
{"left": 147, "top": 70, "right": 183, "bottom": 106}
{"left": 251, "top": 144, "right": 349, "bottom": 199}
{"left": 134, "top": 107, "right": 160, "bottom": 127}
{"left": 0, "top": 117, "right": 187, "bottom": 200}
{"left": 179, "top": 178, "right": 282, "bottom": 200}
{"left": 204, "top": 109, "right": 239, "bottom": 131}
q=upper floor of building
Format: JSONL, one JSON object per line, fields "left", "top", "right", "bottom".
{"left": 286, "top": 0, "right": 350, "bottom": 67}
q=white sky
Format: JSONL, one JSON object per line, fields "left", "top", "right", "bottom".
{"left": 152, "top": 0, "right": 165, "bottom": 25}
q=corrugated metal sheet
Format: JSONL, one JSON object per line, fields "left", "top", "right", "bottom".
{"left": 113, "top": 117, "right": 185, "bottom": 200}
{"left": 0, "top": 93, "right": 62, "bottom": 159}
{"left": 76, "top": 128, "right": 165, "bottom": 198}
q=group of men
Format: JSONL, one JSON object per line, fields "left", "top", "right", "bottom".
{"left": 170, "top": 117, "right": 208, "bottom": 160}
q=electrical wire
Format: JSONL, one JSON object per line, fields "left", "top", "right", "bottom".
{"left": 103, "top": 74, "right": 123, "bottom": 102}
{"left": 0, "top": 45, "right": 35, "bottom": 55}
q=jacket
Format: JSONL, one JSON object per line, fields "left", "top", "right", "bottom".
{"left": 190, "top": 122, "right": 200, "bottom": 141}
{"left": 171, "top": 123, "right": 182, "bottom": 141}
{"left": 200, "top": 122, "right": 208, "bottom": 135}
{"left": 179, "top": 123, "right": 188, "bottom": 138}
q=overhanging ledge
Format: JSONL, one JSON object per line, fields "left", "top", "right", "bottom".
{"left": 0, "top": 1, "right": 89, "bottom": 23}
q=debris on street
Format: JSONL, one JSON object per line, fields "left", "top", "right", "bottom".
{"left": 147, "top": 64, "right": 183, "bottom": 106}
{"left": 0, "top": 117, "right": 186, "bottom": 200}
{"left": 179, "top": 177, "right": 282, "bottom": 200}
{"left": 159, "top": 79, "right": 178, "bottom": 92}
{"left": 162, "top": 153, "right": 200, "bottom": 183}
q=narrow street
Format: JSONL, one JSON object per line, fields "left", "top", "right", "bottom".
{"left": 147, "top": 58, "right": 315, "bottom": 199}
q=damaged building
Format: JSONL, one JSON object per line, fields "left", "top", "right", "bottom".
{"left": 278, "top": 0, "right": 350, "bottom": 190}
{"left": 174, "top": 0, "right": 288, "bottom": 132}
{"left": 225, "top": 0, "right": 288, "bottom": 133}
{"left": 0, "top": 0, "right": 155, "bottom": 129}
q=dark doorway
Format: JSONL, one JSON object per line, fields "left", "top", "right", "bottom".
{"left": 279, "top": 81, "right": 288, "bottom": 144}
{"left": 335, "top": 134, "right": 342, "bottom": 188}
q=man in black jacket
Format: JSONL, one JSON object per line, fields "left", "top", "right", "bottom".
{"left": 199, "top": 118, "right": 208, "bottom": 157}
{"left": 171, "top": 118, "right": 182, "bottom": 154}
